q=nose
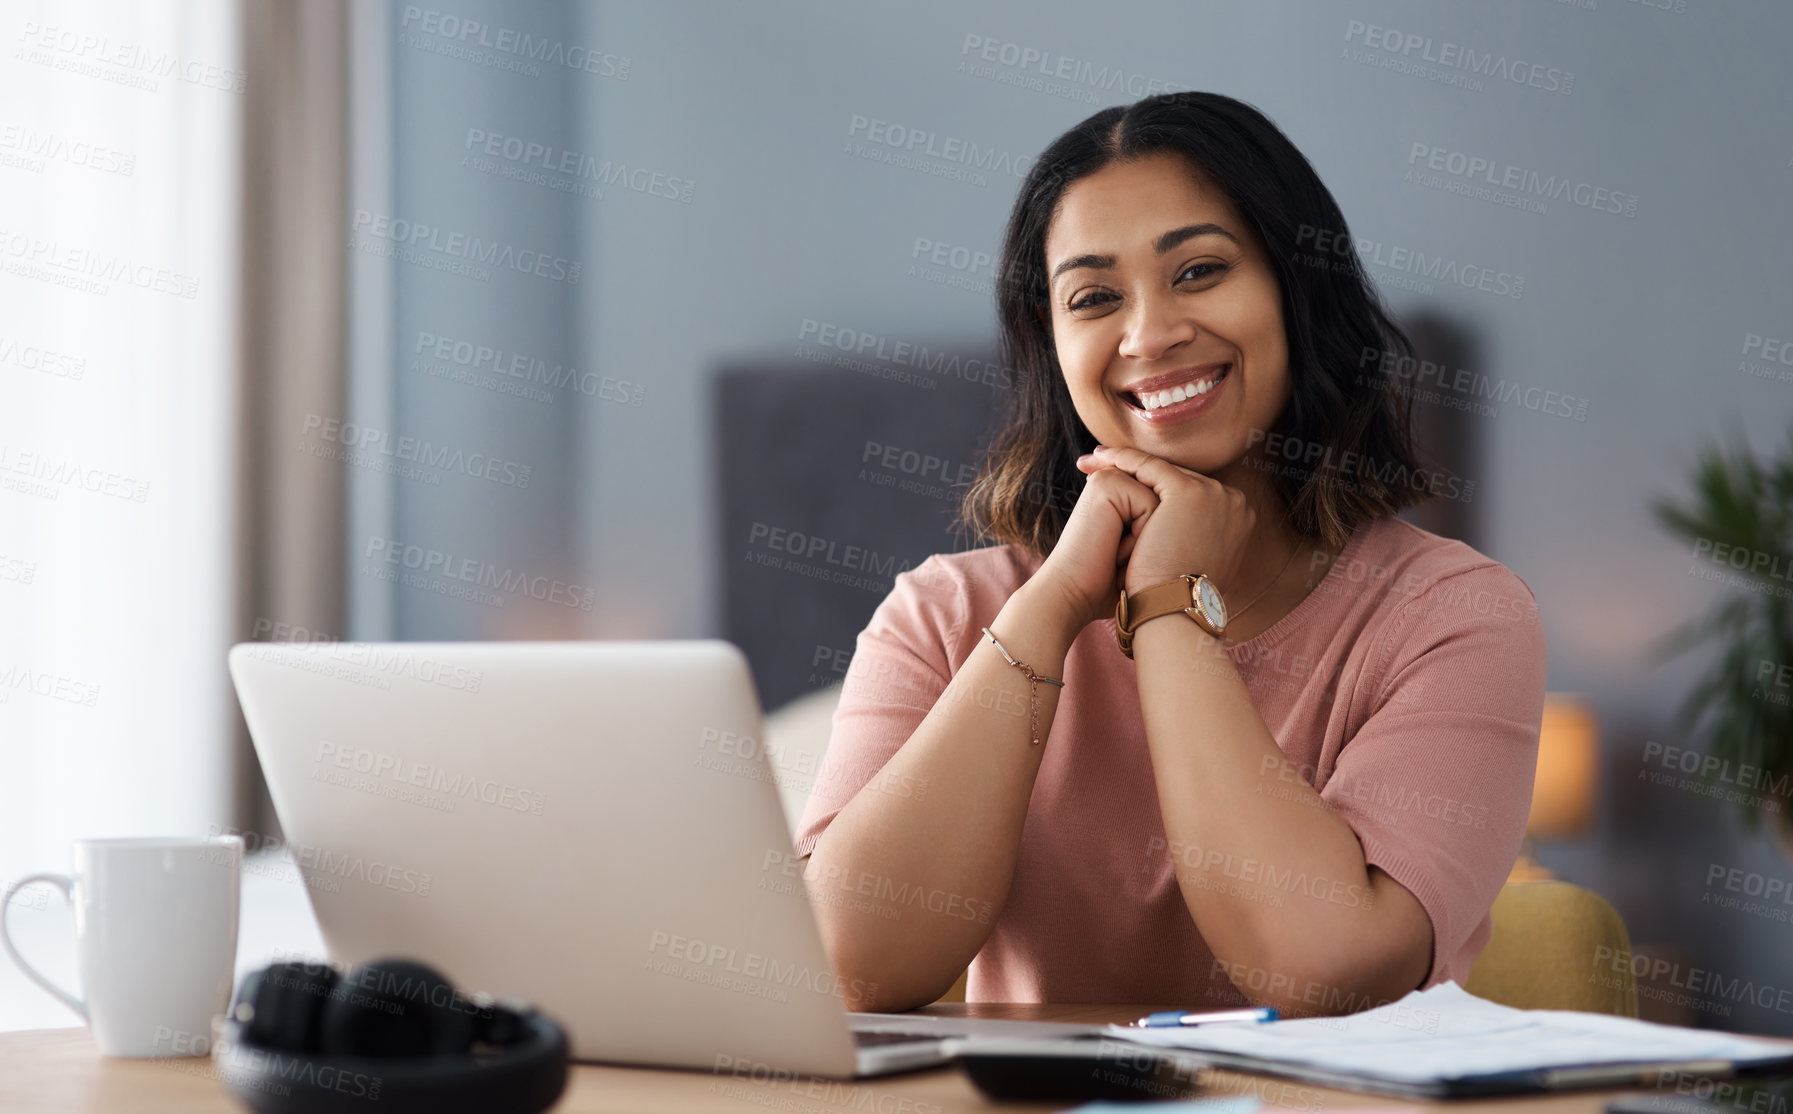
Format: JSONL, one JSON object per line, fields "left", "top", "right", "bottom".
{"left": 1116, "top": 286, "right": 1198, "bottom": 363}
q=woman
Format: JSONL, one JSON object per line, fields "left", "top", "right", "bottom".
{"left": 793, "top": 92, "right": 1546, "bottom": 1016}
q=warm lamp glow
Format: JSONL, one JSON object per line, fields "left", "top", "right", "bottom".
{"left": 1529, "top": 694, "right": 1599, "bottom": 841}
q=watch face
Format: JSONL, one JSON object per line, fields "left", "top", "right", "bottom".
{"left": 1198, "top": 578, "right": 1227, "bottom": 628}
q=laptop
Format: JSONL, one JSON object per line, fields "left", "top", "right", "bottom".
{"left": 226, "top": 639, "right": 1102, "bottom": 1077}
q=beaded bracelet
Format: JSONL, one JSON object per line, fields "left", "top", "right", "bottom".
{"left": 981, "top": 626, "right": 1065, "bottom": 746}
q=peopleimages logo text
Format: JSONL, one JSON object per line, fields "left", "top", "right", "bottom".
{"left": 351, "top": 210, "right": 580, "bottom": 283}
{"left": 414, "top": 331, "right": 645, "bottom": 406}
{"left": 846, "top": 115, "right": 1033, "bottom": 178}
{"left": 1406, "top": 143, "right": 1638, "bottom": 217}
{"left": 364, "top": 536, "right": 596, "bottom": 611}
{"left": 301, "top": 414, "right": 532, "bottom": 488}
{"left": 315, "top": 741, "right": 547, "bottom": 815}
{"left": 1344, "top": 20, "right": 1574, "bottom": 94}
{"left": 398, "top": 6, "right": 630, "bottom": 78}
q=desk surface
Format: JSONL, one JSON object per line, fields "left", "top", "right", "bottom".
{"left": 0, "top": 1002, "right": 1685, "bottom": 1114}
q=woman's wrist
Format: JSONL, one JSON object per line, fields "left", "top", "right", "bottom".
{"left": 1002, "top": 580, "right": 1087, "bottom": 657}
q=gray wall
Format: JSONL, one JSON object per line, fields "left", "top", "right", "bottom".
{"left": 365, "top": 0, "right": 1793, "bottom": 1031}
{"left": 348, "top": 0, "right": 591, "bottom": 642}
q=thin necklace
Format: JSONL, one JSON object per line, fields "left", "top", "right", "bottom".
{"left": 1228, "top": 535, "right": 1306, "bottom": 624}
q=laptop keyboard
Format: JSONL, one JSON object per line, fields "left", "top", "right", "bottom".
{"left": 852, "top": 1030, "right": 949, "bottom": 1048}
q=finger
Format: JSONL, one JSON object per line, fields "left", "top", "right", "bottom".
{"left": 1074, "top": 450, "right": 1134, "bottom": 475}
{"left": 1089, "top": 444, "right": 1207, "bottom": 494}
{"left": 1085, "top": 466, "right": 1161, "bottom": 531}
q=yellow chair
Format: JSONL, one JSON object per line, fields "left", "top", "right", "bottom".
{"left": 1465, "top": 880, "right": 1638, "bottom": 1017}
{"left": 934, "top": 880, "right": 1637, "bottom": 1015}
{"left": 938, "top": 968, "right": 968, "bottom": 1004}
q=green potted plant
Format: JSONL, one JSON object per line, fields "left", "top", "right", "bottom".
{"left": 1651, "top": 421, "right": 1793, "bottom": 842}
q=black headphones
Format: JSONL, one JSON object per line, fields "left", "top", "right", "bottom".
{"left": 214, "top": 957, "right": 568, "bottom": 1114}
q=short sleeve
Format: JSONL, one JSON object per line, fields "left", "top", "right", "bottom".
{"left": 1317, "top": 563, "right": 1548, "bottom": 987}
{"left": 790, "top": 554, "right": 970, "bottom": 859}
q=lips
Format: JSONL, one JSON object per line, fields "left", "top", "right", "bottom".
{"left": 1120, "top": 363, "right": 1231, "bottom": 413}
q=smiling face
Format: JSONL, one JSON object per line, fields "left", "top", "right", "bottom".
{"left": 1043, "top": 151, "right": 1291, "bottom": 476}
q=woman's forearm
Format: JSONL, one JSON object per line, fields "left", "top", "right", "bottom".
{"left": 803, "top": 583, "right": 1079, "bottom": 1011}
{"left": 1131, "top": 617, "right": 1433, "bottom": 1014}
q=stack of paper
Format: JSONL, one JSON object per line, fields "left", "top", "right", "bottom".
{"left": 1106, "top": 982, "right": 1793, "bottom": 1097}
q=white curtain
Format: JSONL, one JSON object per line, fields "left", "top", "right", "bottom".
{"left": 0, "top": 0, "right": 243, "bottom": 1029}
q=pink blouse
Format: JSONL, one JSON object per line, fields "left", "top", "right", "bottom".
{"left": 792, "top": 513, "right": 1548, "bottom": 1005}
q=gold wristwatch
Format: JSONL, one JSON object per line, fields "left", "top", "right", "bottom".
{"left": 1115, "top": 574, "right": 1228, "bottom": 659}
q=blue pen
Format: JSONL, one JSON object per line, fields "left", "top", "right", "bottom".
{"left": 1129, "top": 1006, "right": 1279, "bottom": 1028}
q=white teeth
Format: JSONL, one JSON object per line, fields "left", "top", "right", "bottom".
{"left": 1132, "top": 367, "right": 1228, "bottom": 411}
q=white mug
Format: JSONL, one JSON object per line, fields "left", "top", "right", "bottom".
{"left": 1, "top": 836, "right": 243, "bottom": 1057}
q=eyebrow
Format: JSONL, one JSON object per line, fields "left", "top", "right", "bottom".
{"left": 1049, "top": 223, "right": 1239, "bottom": 285}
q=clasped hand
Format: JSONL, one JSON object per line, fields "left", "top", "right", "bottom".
{"left": 1029, "top": 443, "right": 1257, "bottom": 635}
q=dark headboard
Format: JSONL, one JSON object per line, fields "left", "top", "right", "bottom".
{"left": 715, "top": 347, "right": 1004, "bottom": 713}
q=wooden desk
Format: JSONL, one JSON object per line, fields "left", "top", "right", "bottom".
{"left": 0, "top": 1002, "right": 1683, "bottom": 1113}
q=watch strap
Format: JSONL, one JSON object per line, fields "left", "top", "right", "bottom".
{"left": 1115, "top": 575, "right": 1224, "bottom": 658}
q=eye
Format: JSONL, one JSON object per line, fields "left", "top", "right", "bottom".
{"left": 1179, "top": 262, "right": 1227, "bottom": 282}
{"left": 1065, "top": 262, "right": 1229, "bottom": 313}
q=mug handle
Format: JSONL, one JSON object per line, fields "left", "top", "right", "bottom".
{"left": 1, "top": 873, "right": 87, "bottom": 1020}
